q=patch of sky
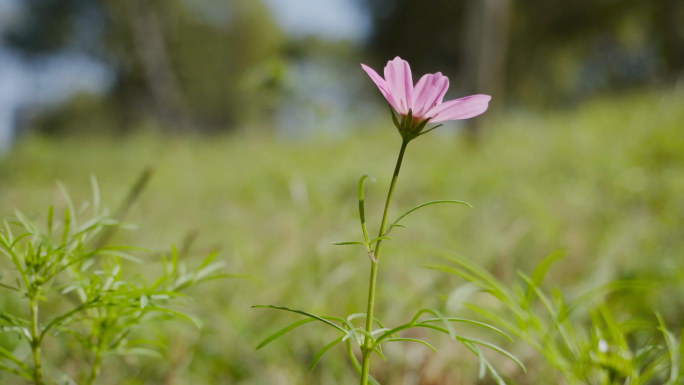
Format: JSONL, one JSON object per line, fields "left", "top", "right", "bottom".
{"left": 274, "top": 57, "right": 375, "bottom": 139}
{"left": 262, "top": 0, "right": 371, "bottom": 41}
{"left": 0, "top": 50, "right": 114, "bottom": 154}
{"left": 0, "top": 0, "right": 113, "bottom": 154}
{"left": 0, "top": 0, "right": 25, "bottom": 33}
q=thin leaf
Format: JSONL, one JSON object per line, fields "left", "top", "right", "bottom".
{"left": 389, "top": 105, "right": 401, "bottom": 129}
{"left": 46, "top": 205, "right": 54, "bottom": 238}
{"left": 464, "top": 303, "right": 524, "bottom": 342}
{"left": 345, "top": 313, "right": 387, "bottom": 331}
{"left": 463, "top": 340, "right": 507, "bottom": 385}
{"left": 375, "top": 321, "right": 455, "bottom": 345}
{"left": 198, "top": 251, "right": 219, "bottom": 269}
{"left": 310, "top": 335, "right": 344, "bottom": 370}
{"left": 41, "top": 298, "right": 104, "bottom": 339}
{"left": 252, "top": 305, "right": 346, "bottom": 334}
{"left": 257, "top": 318, "right": 316, "bottom": 350}
{"left": 357, "top": 175, "right": 375, "bottom": 248}
{"left": 346, "top": 313, "right": 367, "bottom": 323}
{"left": 420, "top": 317, "right": 511, "bottom": 341}
{"left": 457, "top": 335, "right": 526, "bottom": 371}
{"left": 0, "top": 362, "right": 32, "bottom": 381}
{"left": 384, "top": 337, "right": 437, "bottom": 352}
{"left": 346, "top": 340, "right": 381, "bottom": 385}
{"left": 143, "top": 306, "right": 203, "bottom": 329}
{"left": 97, "top": 250, "right": 142, "bottom": 263}
{"left": 656, "top": 313, "right": 680, "bottom": 382}
{"left": 344, "top": 327, "right": 367, "bottom": 347}
{"left": 388, "top": 200, "right": 472, "bottom": 232}
{"left": 373, "top": 343, "right": 387, "bottom": 361}
{"left": 330, "top": 241, "right": 367, "bottom": 247}
{"left": 517, "top": 272, "right": 558, "bottom": 320}
{"left": 0, "top": 282, "right": 18, "bottom": 292}
{"left": 411, "top": 308, "right": 456, "bottom": 339}
{"left": 523, "top": 249, "right": 565, "bottom": 308}
{"left": 560, "top": 279, "right": 653, "bottom": 322}
{"left": 368, "top": 236, "right": 391, "bottom": 244}
{"left": 416, "top": 124, "right": 443, "bottom": 137}
{"left": 0, "top": 345, "right": 30, "bottom": 371}
{"left": 429, "top": 251, "right": 516, "bottom": 306}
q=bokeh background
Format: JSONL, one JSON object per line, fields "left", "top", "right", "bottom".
{"left": 1, "top": 0, "right": 683, "bottom": 384}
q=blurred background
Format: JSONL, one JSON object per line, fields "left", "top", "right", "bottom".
{"left": 1, "top": 0, "right": 683, "bottom": 384}
{"left": 1, "top": 0, "right": 682, "bottom": 145}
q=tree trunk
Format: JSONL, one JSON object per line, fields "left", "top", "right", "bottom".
{"left": 653, "top": 0, "right": 684, "bottom": 77}
{"left": 462, "top": 0, "right": 511, "bottom": 140}
{"left": 116, "top": 0, "right": 194, "bottom": 132}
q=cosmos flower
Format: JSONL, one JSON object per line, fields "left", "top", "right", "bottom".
{"left": 361, "top": 56, "right": 491, "bottom": 140}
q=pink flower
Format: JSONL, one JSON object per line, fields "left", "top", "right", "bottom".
{"left": 361, "top": 57, "right": 491, "bottom": 137}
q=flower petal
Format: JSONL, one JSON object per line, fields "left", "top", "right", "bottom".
{"left": 411, "top": 72, "right": 449, "bottom": 119}
{"left": 383, "top": 57, "right": 413, "bottom": 114}
{"left": 361, "top": 63, "right": 400, "bottom": 112}
{"left": 426, "top": 94, "right": 492, "bottom": 123}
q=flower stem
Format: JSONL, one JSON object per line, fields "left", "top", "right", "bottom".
{"left": 360, "top": 139, "right": 409, "bottom": 385}
{"left": 29, "top": 295, "right": 43, "bottom": 385}
{"left": 86, "top": 349, "right": 103, "bottom": 385}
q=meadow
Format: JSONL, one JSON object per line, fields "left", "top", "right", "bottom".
{"left": 1, "top": 87, "right": 683, "bottom": 384}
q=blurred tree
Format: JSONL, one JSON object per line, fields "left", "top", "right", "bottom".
{"left": 461, "top": 0, "right": 511, "bottom": 138}
{"left": 3, "top": 0, "right": 93, "bottom": 53}
{"left": 650, "top": 0, "right": 684, "bottom": 75}
{"left": 462, "top": 0, "right": 511, "bottom": 101}
{"left": 4, "top": 0, "right": 287, "bottom": 134}
{"left": 103, "top": 0, "right": 192, "bottom": 131}
{"left": 361, "top": 0, "right": 466, "bottom": 83}
{"left": 508, "top": 0, "right": 645, "bottom": 104}
{"left": 102, "top": 0, "right": 287, "bottom": 132}
{"left": 361, "top": 0, "right": 684, "bottom": 109}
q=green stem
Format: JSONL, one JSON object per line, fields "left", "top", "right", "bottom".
{"left": 86, "top": 349, "right": 103, "bottom": 385}
{"left": 29, "top": 295, "right": 43, "bottom": 385}
{"left": 360, "top": 139, "right": 409, "bottom": 385}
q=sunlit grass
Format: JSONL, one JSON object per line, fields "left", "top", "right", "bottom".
{"left": 1, "top": 87, "right": 683, "bottom": 384}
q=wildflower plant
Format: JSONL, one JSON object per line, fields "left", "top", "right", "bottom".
{"left": 255, "top": 57, "right": 523, "bottom": 384}
{"left": 0, "top": 178, "right": 227, "bottom": 385}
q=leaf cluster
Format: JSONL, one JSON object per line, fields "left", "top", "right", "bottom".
{"left": 0, "top": 179, "right": 226, "bottom": 384}
{"left": 254, "top": 304, "right": 523, "bottom": 385}
{"left": 332, "top": 175, "right": 471, "bottom": 262}
{"left": 428, "top": 251, "right": 684, "bottom": 385}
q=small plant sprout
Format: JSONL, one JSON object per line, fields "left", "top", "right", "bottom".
{"left": 255, "top": 57, "right": 523, "bottom": 384}
{"left": 0, "top": 178, "right": 229, "bottom": 385}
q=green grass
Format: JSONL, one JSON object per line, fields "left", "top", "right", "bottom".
{"left": 1, "top": 87, "right": 683, "bottom": 384}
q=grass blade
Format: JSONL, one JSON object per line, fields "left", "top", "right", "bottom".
{"left": 388, "top": 200, "right": 472, "bottom": 232}
{"left": 252, "top": 305, "right": 347, "bottom": 334}
{"left": 257, "top": 318, "right": 316, "bottom": 350}
{"left": 310, "top": 334, "right": 344, "bottom": 370}
{"left": 384, "top": 337, "right": 437, "bottom": 352}
{"left": 357, "top": 175, "right": 375, "bottom": 248}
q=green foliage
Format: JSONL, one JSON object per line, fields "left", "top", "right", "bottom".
{"left": 0, "top": 180, "right": 224, "bottom": 384}
{"left": 254, "top": 304, "right": 522, "bottom": 385}
{"left": 159, "top": 0, "right": 287, "bottom": 126}
{"left": 429, "top": 251, "right": 684, "bottom": 384}
{"left": 0, "top": 88, "right": 682, "bottom": 383}
{"left": 363, "top": 0, "right": 684, "bottom": 104}
{"left": 20, "top": 0, "right": 288, "bottom": 134}
{"left": 256, "top": 147, "right": 518, "bottom": 384}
